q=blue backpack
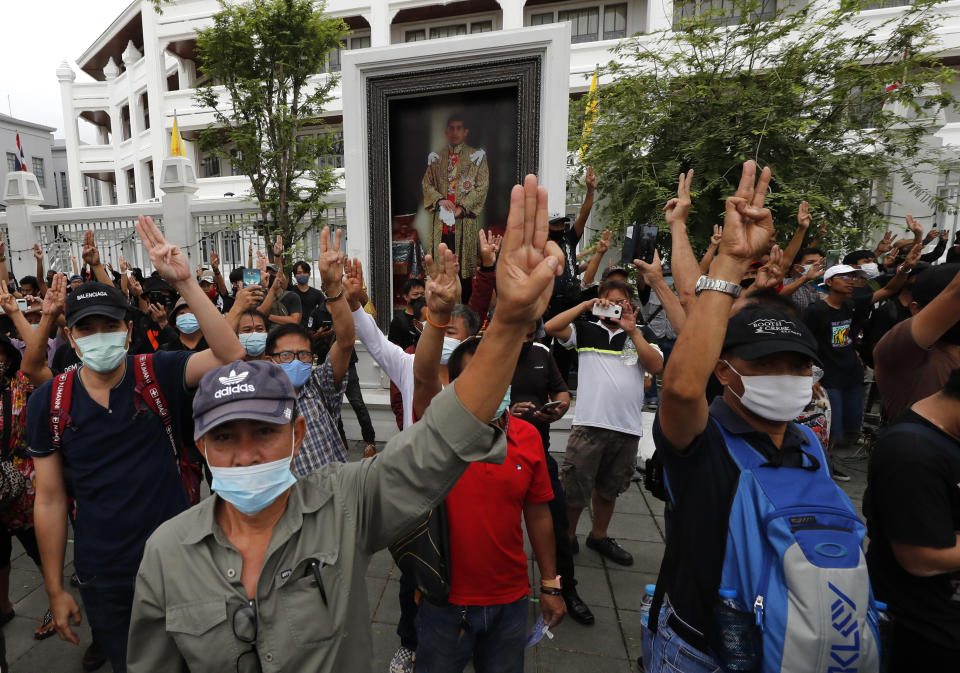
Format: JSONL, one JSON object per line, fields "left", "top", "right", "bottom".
{"left": 653, "top": 420, "right": 881, "bottom": 673}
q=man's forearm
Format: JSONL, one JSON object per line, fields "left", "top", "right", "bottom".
{"left": 91, "top": 262, "right": 111, "bottom": 285}
{"left": 327, "top": 293, "right": 355, "bottom": 387}
{"left": 22, "top": 314, "right": 54, "bottom": 385}
{"left": 629, "top": 331, "right": 664, "bottom": 374}
{"left": 524, "top": 503, "right": 557, "bottom": 581}
{"left": 699, "top": 245, "right": 717, "bottom": 275}
{"left": 175, "top": 281, "right": 243, "bottom": 363}
{"left": 782, "top": 227, "right": 806, "bottom": 271}
{"left": 572, "top": 190, "right": 594, "bottom": 237}
{"left": 412, "top": 319, "right": 445, "bottom": 418}
{"left": 35, "top": 492, "right": 68, "bottom": 595}
{"left": 892, "top": 536, "right": 960, "bottom": 577}
{"left": 650, "top": 278, "right": 686, "bottom": 334}
{"left": 544, "top": 300, "right": 591, "bottom": 337}
{"left": 36, "top": 257, "right": 47, "bottom": 295}
{"left": 873, "top": 271, "right": 908, "bottom": 303}
{"left": 582, "top": 251, "right": 603, "bottom": 286}
{"left": 268, "top": 313, "right": 301, "bottom": 326}
{"left": 670, "top": 224, "right": 701, "bottom": 309}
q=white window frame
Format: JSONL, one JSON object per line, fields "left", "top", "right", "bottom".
{"left": 525, "top": 2, "right": 629, "bottom": 43}
{"left": 393, "top": 12, "right": 500, "bottom": 44}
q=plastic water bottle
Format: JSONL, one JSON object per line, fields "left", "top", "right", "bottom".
{"left": 715, "top": 588, "right": 762, "bottom": 672}
{"left": 640, "top": 584, "right": 656, "bottom": 668}
{"left": 621, "top": 340, "right": 638, "bottom": 366}
{"left": 876, "top": 601, "right": 893, "bottom": 673}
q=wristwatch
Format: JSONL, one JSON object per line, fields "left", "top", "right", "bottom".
{"left": 695, "top": 275, "right": 742, "bottom": 298}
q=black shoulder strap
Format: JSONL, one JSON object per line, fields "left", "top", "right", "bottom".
{"left": 639, "top": 304, "right": 664, "bottom": 326}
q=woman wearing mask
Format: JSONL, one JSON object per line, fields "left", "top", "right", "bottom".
{"left": 162, "top": 299, "right": 207, "bottom": 352}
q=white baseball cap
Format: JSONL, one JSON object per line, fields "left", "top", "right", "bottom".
{"left": 823, "top": 264, "right": 867, "bottom": 282}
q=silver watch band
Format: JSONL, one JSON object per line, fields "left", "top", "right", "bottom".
{"left": 695, "top": 275, "right": 742, "bottom": 298}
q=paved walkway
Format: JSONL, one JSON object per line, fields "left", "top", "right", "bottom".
{"left": 3, "top": 441, "right": 870, "bottom": 672}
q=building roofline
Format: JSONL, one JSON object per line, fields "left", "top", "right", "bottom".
{"left": 77, "top": 0, "right": 141, "bottom": 68}
{"left": 0, "top": 113, "right": 56, "bottom": 134}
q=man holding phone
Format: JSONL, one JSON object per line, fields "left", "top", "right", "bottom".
{"left": 545, "top": 279, "right": 663, "bottom": 567}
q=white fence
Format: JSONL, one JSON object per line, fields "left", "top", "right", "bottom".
{"left": 2, "top": 177, "right": 346, "bottom": 288}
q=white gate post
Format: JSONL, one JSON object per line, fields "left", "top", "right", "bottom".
{"left": 2, "top": 172, "right": 44, "bottom": 281}
{"left": 159, "top": 156, "right": 199, "bottom": 266}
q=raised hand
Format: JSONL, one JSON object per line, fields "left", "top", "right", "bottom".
{"left": 423, "top": 244, "right": 461, "bottom": 320}
{"left": 585, "top": 165, "right": 597, "bottom": 193}
{"left": 479, "top": 229, "right": 502, "bottom": 267}
{"left": 210, "top": 250, "right": 220, "bottom": 270}
{"left": 232, "top": 285, "right": 265, "bottom": 312}
{"left": 273, "top": 234, "right": 283, "bottom": 259}
{"left": 81, "top": 229, "right": 101, "bottom": 267}
{"left": 128, "top": 276, "right": 143, "bottom": 298}
{"left": 720, "top": 161, "right": 774, "bottom": 263}
{"left": 797, "top": 201, "right": 811, "bottom": 230}
{"left": 596, "top": 229, "right": 612, "bottom": 255}
{"left": 902, "top": 242, "right": 922, "bottom": 270}
{"left": 118, "top": 254, "right": 128, "bottom": 272}
{"left": 754, "top": 245, "right": 786, "bottom": 290}
{"left": 42, "top": 274, "right": 67, "bottom": 316}
{"left": 664, "top": 169, "right": 694, "bottom": 230}
{"left": 317, "top": 227, "right": 345, "bottom": 291}
{"left": 634, "top": 249, "right": 665, "bottom": 286}
{"left": 614, "top": 299, "right": 639, "bottom": 334}
{"left": 875, "top": 231, "right": 897, "bottom": 254}
{"left": 710, "top": 224, "right": 723, "bottom": 247}
{"left": 33, "top": 243, "right": 43, "bottom": 261}
{"left": 0, "top": 280, "right": 19, "bottom": 315}
{"left": 924, "top": 227, "right": 938, "bottom": 244}
{"left": 135, "top": 215, "right": 192, "bottom": 283}
{"left": 803, "top": 259, "right": 826, "bottom": 281}
{"left": 494, "top": 174, "right": 565, "bottom": 324}
{"left": 906, "top": 214, "right": 923, "bottom": 239}
{"left": 343, "top": 257, "right": 365, "bottom": 308}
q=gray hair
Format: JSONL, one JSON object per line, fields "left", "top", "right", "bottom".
{"left": 451, "top": 304, "right": 481, "bottom": 336}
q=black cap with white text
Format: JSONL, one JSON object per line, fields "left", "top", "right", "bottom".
{"left": 64, "top": 282, "right": 129, "bottom": 327}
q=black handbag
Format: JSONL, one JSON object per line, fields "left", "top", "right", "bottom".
{"left": 388, "top": 504, "right": 451, "bottom": 606}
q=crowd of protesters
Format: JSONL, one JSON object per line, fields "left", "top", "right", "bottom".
{"left": 0, "top": 160, "right": 954, "bottom": 673}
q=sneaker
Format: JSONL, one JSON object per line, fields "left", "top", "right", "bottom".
{"left": 831, "top": 467, "right": 852, "bottom": 482}
{"left": 363, "top": 443, "right": 377, "bottom": 459}
{"left": 389, "top": 646, "right": 415, "bottom": 673}
{"left": 585, "top": 534, "right": 634, "bottom": 566}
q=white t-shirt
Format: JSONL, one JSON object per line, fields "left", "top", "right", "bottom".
{"left": 559, "top": 319, "right": 661, "bottom": 437}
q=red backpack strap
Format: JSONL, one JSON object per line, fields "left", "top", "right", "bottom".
{"left": 49, "top": 370, "right": 76, "bottom": 452}
{"left": 132, "top": 354, "right": 179, "bottom": 462}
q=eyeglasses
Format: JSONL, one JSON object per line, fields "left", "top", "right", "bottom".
{"left": 270, "top": 350, "right": 313, "bottom": 364}
{"left": 233, "top": 602, "right": 262, "bottom": 673}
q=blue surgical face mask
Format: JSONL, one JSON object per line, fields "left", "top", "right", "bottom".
{"left": 74, "top": 330, "right": 128, "bottom": 373}
{"left": 239, "top": 332, "right": 267, "bottom": 356}
{"left": 494, "top": 385, "right": 511, "bottom": 420}
{"left": 204, "top": 434, "right": 297, "bottom": 516}
{"left": 440, "top": 336, "right": 461, "bottom": 365}
{"left": 176, "top": 312, "right": 200, "bottom": 334}
{"left": 279, "top": 359, "right": 312, "bottom": 388}
{"left": 295, "top": 274, "right": 310, "bottom": 286}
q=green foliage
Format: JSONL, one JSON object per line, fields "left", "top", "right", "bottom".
{"left": 575, "top": 0, "right": 958, "bottom": 255}
{"left": 195, "top": 0, "right": 347, "bottom": 267}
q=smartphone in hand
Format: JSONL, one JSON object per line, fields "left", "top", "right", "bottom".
{"left": 537, "top": 400, "right": 564, "bottom": 415}
{"left": 243, "top": 268, "right": 262, "bottom": 288}
{"left": 592, "top": 303, "right": 622, "bottom": 320}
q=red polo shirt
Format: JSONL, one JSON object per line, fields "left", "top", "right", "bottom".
{"left": 445, "top": 415, "right": 554, "bottom": 606}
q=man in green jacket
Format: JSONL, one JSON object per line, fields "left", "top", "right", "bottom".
{"left": 126, "top": 174, "right": 564, "bottom": 673}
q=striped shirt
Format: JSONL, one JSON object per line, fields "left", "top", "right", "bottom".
{"left": 292, "top": 355, "right": 349, "bottom": 476}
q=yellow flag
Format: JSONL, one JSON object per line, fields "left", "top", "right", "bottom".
{"left": 170, "top": 113, "right": 186, "bottom": 157}
{"left": 579, "top": 67, "right": 599, "bottom": 161}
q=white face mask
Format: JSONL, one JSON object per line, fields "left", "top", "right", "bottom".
{"left": 723, "top": 360, "right": 813, "bottom": 422}
{"left": 440, "top": 336, "right": 461, "bottom": 366}
{"left": 859, "top": 262, "right": 880, "bottom": 279}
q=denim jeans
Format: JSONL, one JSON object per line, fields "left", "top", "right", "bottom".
{"left": 825, "top": 385, "right": 864, "bottom": 440}
{"left": 645, "top": 601, "right": 720, "bottom": 673}
{"left": 415, "top": 597, "right": 529, "bottom": 673}
{"left": 77, "top": 575, "right": 136, "bottom": 673}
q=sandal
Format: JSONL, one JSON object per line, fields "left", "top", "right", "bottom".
{"left": 0, "top": 609, "right": 13, "bottom": 626}
{"left": 34, "top": 608, "right": 56, "bottom": 640}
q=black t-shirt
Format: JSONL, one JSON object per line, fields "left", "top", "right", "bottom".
{"left": 802, "top": 296, "right": 872, "bottom": 388}
{"left": 291, "top": 286, "right": 325, "bottom": 328}
{"left": 654, "top": 398, "right": 806, "bottom": 646}
{"left": 864, "top": 409, "right": 960, "bottom": 648}
{"left": 388, "top": 312, "right": 420, "bottom": 351}
{"left": 51, "top": 343, "right": 82, "bottom": 376}
{"left": 26, "top": 351, "right": 192, "bottom": 579}
{"left": 548, "top": 228, "right": 583, "bottom": 317}
{"left": 510, "top": 341, "right": 569, "bottom": 445}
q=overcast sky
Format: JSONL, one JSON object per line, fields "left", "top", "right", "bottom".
{"left": 1, "top": 0, "right": 135, "bottom": 143}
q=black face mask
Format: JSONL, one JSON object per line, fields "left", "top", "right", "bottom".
{"left": 409, "top": 297, "right": 427, "bottom": 321}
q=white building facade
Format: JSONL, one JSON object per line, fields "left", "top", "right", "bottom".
{"left": 56, "top": 0, "right": 960, "bottom": 240}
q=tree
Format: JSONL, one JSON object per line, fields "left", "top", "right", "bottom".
{"left": 195, "top": 0, "right": 347, "bottom": 267}
{"left": 574, "top": 0, "right": 958, "bottom": 254}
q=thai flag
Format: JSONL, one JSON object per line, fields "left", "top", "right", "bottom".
{"left": 15, "top": 133, "right": 26, "bottom": 171}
